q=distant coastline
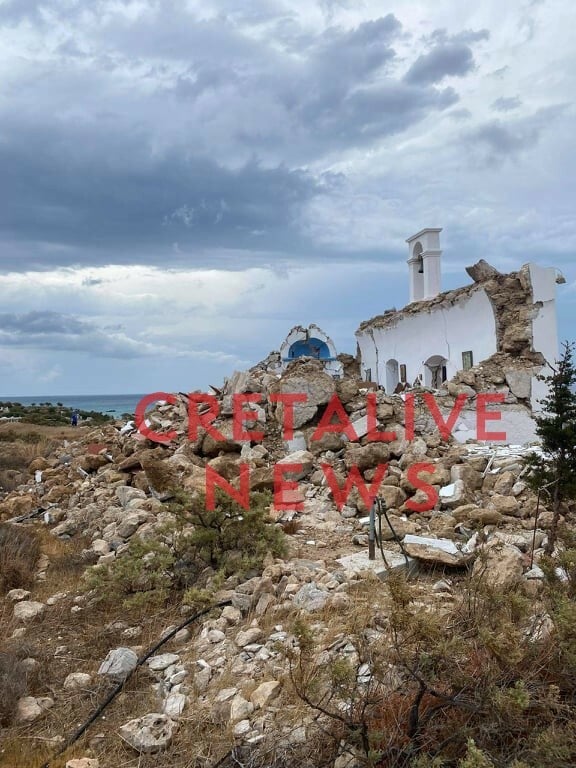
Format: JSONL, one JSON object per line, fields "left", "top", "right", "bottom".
{"left": 0, "top": 394, "right": 144, "bottom": 419}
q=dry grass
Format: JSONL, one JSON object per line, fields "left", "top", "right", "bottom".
{"left": 0, "top": 524, "right": 40, "bottom": 595}
{"left": 0, "top": 428, "right": 62, "bottom": 493}
{"left": 0, "top": 652, "right": 27, "bottom": 726}
{"left": 0, "top": 424, "right": 89, "bottom": 441}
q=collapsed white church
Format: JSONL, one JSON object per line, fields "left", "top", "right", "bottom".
{"left": 355, "top": 228, "right": 564, "bottom": 417}
{"left": 263, "top": 228, "right": 565, "bottom": 445}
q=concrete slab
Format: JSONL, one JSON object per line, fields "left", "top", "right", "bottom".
{"left": 336, "top": 550, "right": 418, "bottom": 580}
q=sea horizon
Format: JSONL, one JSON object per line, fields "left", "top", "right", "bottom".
{"left": 0, "top": 393, "right": 146, "bottom": 418}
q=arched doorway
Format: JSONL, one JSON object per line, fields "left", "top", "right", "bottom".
{"left": 424, "top": 355, "right": 448, "bottom": 388}
{"left": 385, "top": 359, "right": 399, "bottom": 393}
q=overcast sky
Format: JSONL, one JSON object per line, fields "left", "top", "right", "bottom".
{"left": 0, "top": 0, "right": 574, "bottom": 396}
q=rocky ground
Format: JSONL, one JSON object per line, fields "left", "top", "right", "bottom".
{"left": 0, "top": 355, "right": 567, "bottom": 768}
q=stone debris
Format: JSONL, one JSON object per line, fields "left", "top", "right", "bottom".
{"left": 63, "top": 672, "right": 92, "bottom": 691}
{"left": 0, "top": 334, "right": 560, "bottom": 765}
{"left": 402, "top": 535, "right": 476, "bottom": 567}
{"left": 13, "top": 600, "right": 46, "bottom": 622}
{"left": 119, "top": 713, "right": 177, "bottom": 753}
{"left": 97, "top": 647, "right": 138, "bottom": 681}
{"left": 16, "top": 695, "right": 54, "bottom": 723}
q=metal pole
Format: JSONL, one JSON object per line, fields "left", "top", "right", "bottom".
{"left": 368, "top": 500, "right": 376, "bottom": 560}
{"left": 530, "top": 488, "right": 541, "bottom": 570}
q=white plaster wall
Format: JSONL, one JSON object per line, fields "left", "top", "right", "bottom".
{"left": 448, "top": 405, "right": 539, "bottom": 446}
{"left": 356, "top": 288, "right": 497, "bottom": 390}
{"left": 529, "top": 264, "right": 559, "bottom": 412}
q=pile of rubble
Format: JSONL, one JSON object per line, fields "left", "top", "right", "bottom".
{"left": 0, "top": 354, "right": 561, "bottom": 766}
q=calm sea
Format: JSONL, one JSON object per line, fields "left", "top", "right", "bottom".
{"left": 1, "top": 394, "right": 145, "bottom": 418}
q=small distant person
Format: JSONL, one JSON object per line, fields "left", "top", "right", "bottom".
{"left": 71, "top": 410, "right": 79, "bottom": 427}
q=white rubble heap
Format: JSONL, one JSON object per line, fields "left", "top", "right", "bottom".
{"left": 0, "top": 348, "right": 564, "bottom": 765}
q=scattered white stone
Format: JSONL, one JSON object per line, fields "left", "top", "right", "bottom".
{"left": 163, "top": 692, "right": 187, "bottom": 718}
{"left": 16, "top": 696, "right": 53, "bottom": 723}
{"left": 170, "top": 669, "right": 188, "bottom": 686}
{"left": 16, "top": 697, "right": 43, "bottom": 723}
{"left": 64, "top": 672, "right": 92, "bottom": 691}
{"left": 91, "top": 539, "right": 110, "bottom": 556}
{"left": 221, "top": 605, "right": 242, "bottom": 625}
{"left": 7, "top": 589, "right": 31, "bottom": 602}
{"left": 174, "top": 628, "right": 191, "bottom": 643}
{"left": 230, "top": 695, "right": 254, "bottom": 722}
{"left": 525, "top": 565, "right": 545, "bottom": 580}
{"left": 235, "top": 627, "right": 264, "bottom": 648}
{"left": 402, "top": 535, "right": 475, "bottom": 567}
{"left": 148, "top": 653, "right": 180, "bottom": 671}
{"left": 233, "top": 719, "right": 252, "bottom": 737}
{"left": 250, "top": 681, "right": 281, "bottom": 709}
{"left": 46, "top": 592, "right": 68, "bottom": 605}
{"left": 292, "top": 582, "right": 329, "bottom": 612}
{"left": 119, "top": 713, "right": 176, "bottom": 753}
{"left": 98, "top": 647, "right": 138, "bottom": 681}
{"left": 13, "top": 601, "right": 46, "bottom": 621}
{"left": 215, "top": 687, "right": 238, "bottom": 703}
{"left": 66, "top": 759, "right": 100, "bottom": 768}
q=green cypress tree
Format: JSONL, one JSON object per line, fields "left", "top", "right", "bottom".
{"left": 525, "top": 340, "right": 576, "bottom": 553}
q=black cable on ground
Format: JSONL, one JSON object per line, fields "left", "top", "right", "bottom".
{"left": 40, "top": 598, "right": 232, "bottom": 768}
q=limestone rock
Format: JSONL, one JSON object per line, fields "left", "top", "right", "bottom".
{"left": 277, "top": 367, "right": 336, "bottom": 428}
{"left": 292, "top": 582, "right": 328, "bottom": 611}
{"left": 207, "top": 454, "right": 241, "bottom": 481}
{"left": 64, "top": 672, "right": 92, "bottom": 691}
{"left": 235, "top": 627, "right": 264, "bottom": 648}
{"left": 148, "top": 653, "right": 180, "bottom": 671}
{"left": 13, "top": 601, "right": 45, "bottom": 622}
{"left": 344, "top": 443, "right": 390, "bottom": 472}
{"left": 233, "top": 719, "right": 252, "bottom": 737}
{"left": 250, "top": 681, "right": 281, "bottom": 709}
{"left": 119, "top": 713, "right": 176, "bottom": 753}
{"left": 489, "top": 494, "right": 520, "bottom": 517}
{"left": 230, "top": 695, "right": 254, "bottom": 722}
{"left": 117, "top": 511, "right": 148, "bottom": 539}
{"left": 375, "top": 514, "right": 419, "bottom": 541}
{"left": 98, "top": 647, "right": 138, "bottom": 681}
{"left": 473, "top": 543, "right": 524, "bottom": 588}
{"left": 402, "top": 535, "right": 475, "bottom": 567}
{"left": 163, "top": 692, "right": 187, "bottom": 718}
{"left": 221, "top": 605, "right": 242, "bottom": 625}
{"left": 493, "top": 472, "right": 516, "bottom": 496}
{"left": 450, "top": 464, "right": 483, "bottom": 490}
{"left": 115, "top": 486, "right": 147, "bottom": 507}
{"left": 15, "top": 697, "right": 43, "bottom": 723}
{"left": 307, "top": 431, "right": 345, "bottom": 454}
{"left": 439, "top": 481, "right": 469, "bottom": 509}
{"left": 7, "top": 589, "right": 31, "bottom": 602}
{"left": 66, "top": 760, "right": 100, "bottom": 768}
{"left": 466, "top": 259, "right": 501, "bottom": 282}
{"left": 276, "top": 451, "right": 315, "bottom": 480}
{"left": 16, "top": 696, "right": 53, "bottom": 723}
{"left": 452, "top": 505, "right": 503, "bottom": 526}
{"left": 377, "top": 486, "right": 408, "bottom": 510}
